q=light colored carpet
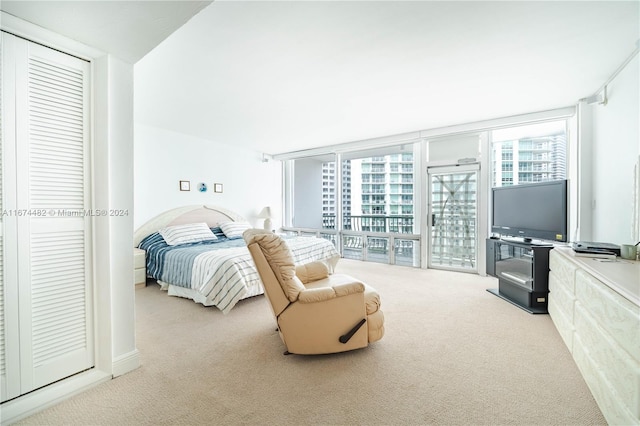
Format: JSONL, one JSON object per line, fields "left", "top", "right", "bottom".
{"left": 17, "top": 260, "right": 606, "bottom": 425}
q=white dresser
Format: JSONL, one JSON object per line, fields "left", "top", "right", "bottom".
{"left": 134, "top": 248, "right": 146, "bottom": 288}
{"left": 548, "top": 247, "right": 640, "bottom": 425}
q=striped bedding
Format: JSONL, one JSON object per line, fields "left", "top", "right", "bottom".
{"left": 139, "top": 230, "right": 340, "bottom": 314}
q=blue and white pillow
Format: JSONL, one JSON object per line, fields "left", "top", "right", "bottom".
{"left": 219, "top": 221, "right": 252, "bottom": 239}
{"left": 159, "top": 222, "right": 218, "bottom": 246}
{"left": 210, "top": 226, "right": 226, "bottom": 239}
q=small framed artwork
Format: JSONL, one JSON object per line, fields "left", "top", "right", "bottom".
{"left": 214, "top": 183, "right": 223, "bottom": 193}
{"left": 179, "top": 180, "right": 191, "bottom": 191}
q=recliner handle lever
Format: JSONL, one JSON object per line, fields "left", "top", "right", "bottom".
{"left": 339, "top": 318, "right": 366, "bottom": 344}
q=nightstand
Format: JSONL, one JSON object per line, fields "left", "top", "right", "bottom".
{"left": 134, "top": 248, "right": 146, "bottom": 288}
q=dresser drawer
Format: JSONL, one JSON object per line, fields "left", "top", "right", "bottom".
{"left": 549, "top": 250, "right": 578, "bottom": 294}
{"left": 549, "top": 269, "right": 576, "bottom": 320}
{"left": 575, "top": 302, "right": 640, "bottom": 418}
{"left": 573, "top": 331, "right": 639, "bottom": 425}
{"left": 575, "top": 269, "right": 640, "bottom": 360}
{"left": 134, "top": 248, "right": 145, "bottom": 269}
{"left": 134, "top": 268, "right": 146, "bottom": 286}
{"left": 134, "top": 248, "right": 146, "bottom": 287}
{"left": 548, "top": 278, "right": 575, "bottom": 351}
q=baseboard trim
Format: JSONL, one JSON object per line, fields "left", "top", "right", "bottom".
{"left": 1, "top": 369, "right": 112, "bottom": 425}
{"left": 112, "top": 348, "right": 141, "bottom": 377}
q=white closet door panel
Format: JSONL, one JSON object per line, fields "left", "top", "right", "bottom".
{"left": 28, "top": 44, "right": 86, "bottom": 211}
{"left": 13, "top": 37, "right": 93, "bottom": 394}
{"left": 29, "top": 224, "right": 91, "bottom": 388}
{"left": 0, "top": 31, "right": 21, "bottom": 403}
{"left": 0, "top": 246, "right": 5, "bottom": 401}
{"left": 0, "top": 33, "right": 3, "bottom": 213}
{"left": 0, "top": 31, "right": 5, "bottom": 402}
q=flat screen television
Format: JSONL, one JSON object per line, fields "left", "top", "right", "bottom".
{"left": 491, "top": 179, "right": 568, "bottom": 243}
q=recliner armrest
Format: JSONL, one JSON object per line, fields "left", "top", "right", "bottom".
{"left": 297, "top": 282, "right": 364, "bottom": 303}
{"left": 333, "top": 282, "right": 365, "bottom": 297}
{"left": 295, "top": 261, "right": 330, "bottom": 284}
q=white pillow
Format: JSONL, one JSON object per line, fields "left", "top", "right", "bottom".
{"left": 219, "top": 221, "right": 252, "bottom": 239}
{"left": 159, "top": 222, "right": 217, "bottom": 246}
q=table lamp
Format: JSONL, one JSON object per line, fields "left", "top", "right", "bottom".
{"left": 258, "top": 206, "right": 272, "bottom": 231}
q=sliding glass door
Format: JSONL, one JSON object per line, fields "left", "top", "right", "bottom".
{"left": 428, "top": 165, "right": 479, "bottom": 272}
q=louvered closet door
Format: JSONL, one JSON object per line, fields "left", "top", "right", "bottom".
{"left": 0, "top": 31, "right": 9, "bottom": 402}
{"left": 1, "top": 33, "right": 93, "bottom": 402}
{"left": 1, "top": 31, "right": 4, "bottom": 402}
{"left": 0, "top": 30, "right": 20, "bottom": 403}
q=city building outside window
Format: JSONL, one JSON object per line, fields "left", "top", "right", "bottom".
{"left": 492, "top": 120, "right": 567, "bottom": 187}
{"left": 319, "top": 149, "right": 415, "bottom": 235}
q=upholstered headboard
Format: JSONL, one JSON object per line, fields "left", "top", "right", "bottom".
{"left": 133, "top": 205, "right": 245, "bottom": 247}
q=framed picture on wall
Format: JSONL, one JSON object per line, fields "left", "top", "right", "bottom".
{"left": 214, "top": 183, "right": 223, "bottom": 193}
{"left": 179, "top": 180, "right": 191, "bottom": 191}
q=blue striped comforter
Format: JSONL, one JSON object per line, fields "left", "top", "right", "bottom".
{"left": 138, "top": 231, "right": 340, "bottom": 314}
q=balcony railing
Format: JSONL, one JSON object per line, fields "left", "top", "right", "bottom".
{"left": 322, "top": 214, "right": 414, "bottom": 233}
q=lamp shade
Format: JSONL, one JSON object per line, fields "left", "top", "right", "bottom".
{"left": 257, "top": 206, "right": 272, "bottom": 219}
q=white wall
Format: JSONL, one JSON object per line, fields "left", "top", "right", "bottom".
{"left": 95, "top": 55, "right": 137, "bottom": 371}
{"left": 590, "top": 54, "right": 639, "bottom": 245}
{"left": 134, "top": 124, "right": 282, "bottom": 230}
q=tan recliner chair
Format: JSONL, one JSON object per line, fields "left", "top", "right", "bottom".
{"left": 244, "top": 229, "right": 384, "bottom": 355}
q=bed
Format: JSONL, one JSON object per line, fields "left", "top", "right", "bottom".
{"left": 133, "top": 205, "right": 341, "bottom": 314}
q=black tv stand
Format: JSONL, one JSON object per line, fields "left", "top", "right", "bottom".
{"left": 486, "top": 238, "right": 553, "bottom": 314}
